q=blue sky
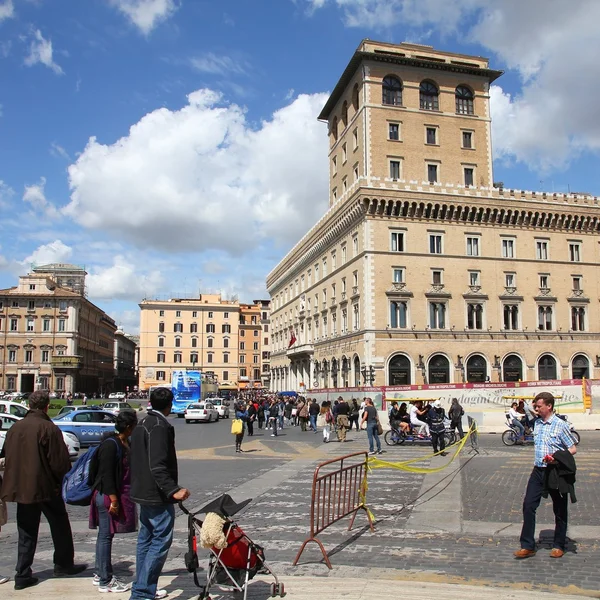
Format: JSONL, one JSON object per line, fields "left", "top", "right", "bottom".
{"left": 1, "top": 0, "right": 598, "bottom": 333}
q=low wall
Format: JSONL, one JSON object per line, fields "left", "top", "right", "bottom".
{"left": 307, "top": 379, "right": 600, "bottom": 432}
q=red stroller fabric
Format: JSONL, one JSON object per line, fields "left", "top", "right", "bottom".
{"left": 214, "top": 525, "right": 258, "bottom": 570}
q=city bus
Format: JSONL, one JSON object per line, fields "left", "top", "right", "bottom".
{"left": 148, "top": 371, "right": 218, "bottom": 417}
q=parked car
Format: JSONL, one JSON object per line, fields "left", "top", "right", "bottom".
{"left": 102, "top": 401, "right": 133, "bottom": 415}
{"left": 209, "top": 398, "right": 230, "bottom": 419}
{"left": 184, "top": 402, "right": 219, "bottom": 423}
{"left": 0, "top": 400, "right": 28, "bottom": 418}
{"left": 0, "top": 413, "right": 80, "bottom": 458}
{"left": 56, "top": 404, "right": 102, "bottom": 417}
{"left": 108, "top": 392, "right": 127, "bottom": 399}
{"left": 52, "top": 409, "right": 117, "bottom": 447}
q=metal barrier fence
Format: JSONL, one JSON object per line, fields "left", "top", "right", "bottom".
{"left": 293, "top": 451, "right": 374, "bottom": 569}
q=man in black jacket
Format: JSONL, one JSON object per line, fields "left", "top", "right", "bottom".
{"left": 129, "top": 388, "right": 190, "bottom": 600}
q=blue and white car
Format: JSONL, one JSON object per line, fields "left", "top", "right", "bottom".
{"left": 53, "top": 409, "right": 117, "bottom": 447}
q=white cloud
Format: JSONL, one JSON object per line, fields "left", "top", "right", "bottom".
{"left": 23, "top": 177, "right": 60, "bottom": 218}
{"left": 0, "top": 0, "right": 14, "bottom": 22}
{"left": 109, "top": 0, "right": 178, "bottom": 35}
{"left": 306, "top": 0, "right": 600, "bottom": 171}
{"left": 24, "top": 29, "right": 64, "bottom": 75}
{"left": 23, "top": 240, "right": 73, "bottom": 266}
{"left": 0, "top": 180, "right": 14, "bottom": 208}
{"left": 50, "top": 142, "right": 70, "bottom": 160}
{"left": 111, "top": 309, "right": 140, "bottom": 335}
{"left": 86, "top": 255, "right": 164, "bottom": 301}
{"left": 64, "top": 89, "right": 329, "bottom": 253}
{"left": 190, "top": 53, "right": 249, "bottom": 76}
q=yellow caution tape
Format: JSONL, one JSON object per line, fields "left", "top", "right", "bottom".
{"left": 358, "top": 468, "right": 376, "bottom": 522}
{"left": 367, "top": 423, "right": 475, "bottom": 474}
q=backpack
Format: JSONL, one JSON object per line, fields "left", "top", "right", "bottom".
{"left": 62, "top": 437, "right": 120, "bottom": 506}
{"left": 325, "top": 410, "right": 334, "bottom": 424}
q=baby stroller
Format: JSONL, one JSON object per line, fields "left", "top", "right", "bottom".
{"left": 180, "top": 494, "right": 284, "bottom": 600}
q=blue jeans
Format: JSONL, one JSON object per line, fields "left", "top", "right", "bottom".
{"left": 95, "top": 493, "right": 114, "bottom": 585}
{"left": 278, "top": 414, "right": 284, "bottom": 429}
{"left": 264, "top": 410, "right": 270, "bottom": 425}
{"left": 309, "top": 414, "right": 317, "bottom": 431}
{"left": 366, "top": 422, "right": 381, "bottom": 452}
{"left": 512, "top": 418, "right": 525, "bottom": 439}
{"left": 130, "top": 504, "right": 175, "bottom": 600}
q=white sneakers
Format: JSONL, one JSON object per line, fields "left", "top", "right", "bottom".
{"left": 98, "top": 577, "right": 130, "bottom": 594}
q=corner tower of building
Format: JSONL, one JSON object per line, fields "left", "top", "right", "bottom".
{"left": 321, "top": 40, "right": 502, "bottom": 207}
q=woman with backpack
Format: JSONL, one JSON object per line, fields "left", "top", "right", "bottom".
{"left": 320, "top": 401, "right": 334, "bottom": 443}
{"left": 89, "top": 409, "right": 138, "bottom": 593}
{"left": 448, "top": 397, "right": 465, "bottom": 439}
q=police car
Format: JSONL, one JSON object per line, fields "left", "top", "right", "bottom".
{"left": 0, "top": 413, "right": 80, "bottom": 458}
{"left": 52, "top": 409, "right": 117, "bottom": 447}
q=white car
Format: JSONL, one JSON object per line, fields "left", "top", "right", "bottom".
{"left": 209, "top": 398, "right": 230, "bottom": 419}
{"left": 184, "top": 402, "right": 219, "bottom": 423}
{"left": 102, "top": 401, "right": 133, "bottom": 415}
{"left": 0, "top": 413, "right": 80, "bottom": 458}
{"left": 0, "top": 400, "right": 28, "bottom": 418}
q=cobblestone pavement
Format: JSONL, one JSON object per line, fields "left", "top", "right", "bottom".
{"left": 2, "top": 431, "right": 600, "bottom": 595}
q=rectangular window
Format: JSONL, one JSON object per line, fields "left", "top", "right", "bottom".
{"left": 43, "top": 319, "right": 50, "bottom": 332}
{"left": 59, "top": 301, "right": 67, "bottom": 311}
{"left": 464, "top": 167, "right": 474, "bottom": 187}
{"left": 175, "top": 338, "right": 181, "bottom": 347}
{"left": 467, "top": 303, "right": 484, "bottom": 330}
{"left": 332, "top": 156, "right": 337, "bottom": 175}
{"left": 224, "top": 312, "right": 229, "bottom": 319}
{"left": 428, "top": 302, "right": 446, "bottom": 329}
{"left": 393, "top": 268, "right": 404, "bottom": 283}
{"left": 342, "top": 143, "right": 347, "bottom": 163}
{"left": 353, "top": 303, "right": 359, "bottom": 330}
{"left": 29, "top": 284, "right": 35, "bottom": 291}
{"left": 175, "top": 310, "right": 181, "bottom": 317}
{"left": 208, "top": 311, "right": 213, "bottom": 318}
{"left": 466, "top": 236, "right": 479, "bottom": 256}
{"left": 388, "top": 123, "right": 399, "bottom": 140}
{"left": 9, "top": 350, "right": 16, "bottom": 362}
{"left": 25, "top": 350, "right": 33, "bottom": 362}
{"left": 571, "top": 306, "right": 585, "bottom": 331}
{"left": 58, "top": 319, "right": 66, "bottom": 332}
{"left": 429, "top": 234, "right": 442, "bottom": 254}
{"left": 469, "top": 271, "right": 480, "bottom": 286}
{"left": 569, "top": 243, "right": 581, "bottom": 262}
{"left": 389, "top": 160, "right": 400, "bottom": 180}
{"left": 158, "top": 322, "right": 165, "bottom": 333}
{"left": 12, "top": 300, "right": 19, "bottom": 308}
{"left": 426, "top": 127, "right": 437, "bottom": 145}
{"left": 503, "top": 304, "right": 519, "bottom": 330}
{"left": 353, "top": 128, "right": 358, "bottom": 150}
{"left": 538, "top": 305, "right": 553, "bottom": 330}
{"left": 501, "top": 238, "right": 515, "bottom": 258}
{"left": 174, "top": 353, "right": 182, "bottom": 363}
{"left": 427, "top": 164, "right": 438, "bottom": 183}
{"left": 432, "top": 270, "right": 442, "bottom": 285}
{"left": 190, "top": 323, "right": 197, "bottom": 333}
{"left": 192, "top": 311, "right": 197, "bottom": 317}
{"left": 536, "top": 240, "right": 549, "bottom": 260}
{"left": 539, "top": 275, "right": 549, "bottom": 289}
{"left": 253, "top": 355, "right": 259, "bottom": 364}
{"left": 222, "top": 370, "right": 229, "bottom": 381}
{"left": 42, "top": 350, "right": 49, "bottom": 362}
{"left": 390, "top": 231, "right": 404, "bottom": 252}
{"left": 253, "top": 342, "right": 259, "bottom": 350}
{"left": 156, "top": 371, "right": 166, "bottom": 381}
{"left": 390, "top": 301, "right": 407, "bottom": 328}
{"left": 572, "top": 276, "right": 581, "bottom": 291}
{"left": 157, "top": 353, "right": 165, "bottom": 363}
{"left": 341, "top": 245, "right": 347, "bottom": 263}
{"left": 28, "top": 300, "right": 35, "bottom": 310}
{"left": 191, "top": 338, "right": 197, "bottom": 347}
{"left": 462, "top": 131, "right": 473, "bottom": 149}
{"left": 353, "top": 235, "right": 358, "bottom": 256}
{"left": 240, "top": 341, "right": 245, "bottom": 350}
{"left": 224, "top": 353, "right": 229, "bottom": 364}
{"left": 158, "top": 337, "right": 165, "bottom": 347}
{"left": 505, "top": 273, "right": 515, "bottom": 287}
{"left": 159, "top": 310, "right": 164, "bottom": 316}
{"left": 240, "top": 354, "right": 245, "bottom": 364}
{"left": 10, "top": 318, "right": 17, "bottom": 331}
{"left": 239, "top": 367, "right": 247, "bottom": 377}
{"left": 27, "top": 319, "right": 34, "bottom": 332}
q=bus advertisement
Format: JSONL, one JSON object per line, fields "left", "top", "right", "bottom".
{"left": 148, "top": 371, "right": 219, "bottom": 415}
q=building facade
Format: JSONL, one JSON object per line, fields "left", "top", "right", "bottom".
{"left": 267, "top": 40, "right": 600, "bottom": 392}
{"left": 114, "top": 330, "right": 138, "bottom": 392}
{"left": 0, "top": 271, "right": 117, "bottom": 395}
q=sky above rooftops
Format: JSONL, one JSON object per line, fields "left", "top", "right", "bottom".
{"left": 0, "top": 0, "right": 598, "bottom": 333}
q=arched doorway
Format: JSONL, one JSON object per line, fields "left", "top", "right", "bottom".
{"left": 502, "top": 355, "right": 523, "bottom": 382}
{"left": 572, "top": 354, "right": 589, "bottom": 379}
{"left": 428, "top": 354, "right": 450, "bottom": 384}
{"left": 466, "top": 355, "right": 487, "bottom": 382}
{"left": 353, "top": 356, "right": 361, "bottom": 387}
{"left": 388, "top": 354, "right": 411, "bottom": 385}
{"left": 538, "top": 354, "right": 557, "bottom": 380}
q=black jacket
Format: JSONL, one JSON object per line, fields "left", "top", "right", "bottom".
{"left": 90, "top": 435, "right": 124, "bottom": 497}
{"left": 130, "top": 410, "right": 180, "bottom": 505}
{"left": 543, "top": 450, "right": 577, "bottom": 503}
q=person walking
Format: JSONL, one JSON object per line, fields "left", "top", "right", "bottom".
{"left": 235, "top": 402, "right": 249, "bottom": 451}
{"left": 263, "top": 399, "right": 271, "bottom": 430}
{"left": 298, "top": 398, "right": 309, "bottom": 432}
{"left": 448, "top": 398, "right": 465, "bottom": 439}
{"left": 89, "top": 410, "right": 138, "bottom": 593}
{"left": 427, "top": 400, "right": 448, "bottom": 456}
{"left": 257, "top": 401, "right": 265, "bottom": 430}
{"left": 129, "top": 387, "right": 190, "bottom": 600}
{"left": 268, "top": 400, "right": 279, "bottom": 437}
{"left": 336, "top": 397, "right": 350, "bottom": 442}
{"left": 0, "top": 391, "right": 87, "bottom": 590}
{"left": 284, "top": 399, "right": 294, "bottom": 426}
{"left": 514, "top": 392, "right": 577, "bottom": 560}
{"left": 349, "top": 399, "right": 360, "bottom": 432}
{"left": 308, "top": 399, "right": 320, "bottom": 433}
{"left": 246, "top": 402, "right": 256, "bottom": 437}
{"left": 360, "top": 398, "right": 382, "bottom": 455}
{"left": 278, "top": 398, "right": 286, "bottom": 430}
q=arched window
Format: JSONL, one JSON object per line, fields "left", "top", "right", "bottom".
{"left": 455, "top": 85, "right": 474, "bottom": 115}
{"left": 538, "top": 354, "right": 557, "bottom": 380}
{"left": 388, "top": 354, "right": 411, "bottom": 385}
{"left": 341, "top": 101, "right": 348, "bottom": 128}
{"left": 428, "top": 354, "right": 450, "bottom": 384}
{"left": 572, "top": 354, "right": 589, "bottom": 379}
{"left": 502, "top": 355, "right": 523, "bottom": 382}
{"left": 352, "top": 84, "right": 359, "bottom": 112}
{"left": 322, "top": 359, "right": 329, "bottom": 388}
{"left": 331, "top": 117, "right": 338, "bottom": 142}
{"left": 466, "top": 354, "right": 487, "bottom": 382}
{"left": 331, "top": 357, "right": 338, "bottom": 388}
{"left": 354, "top": 356, "right": 361, "bottom": 387}
{"left": 382, "top": 75, "right": 402, "bottom": 106}
{"left": 341, "top": 356, "right": 349, "bottom": 387}
{"left": 420, "top": 80, "right": 439, "bottom": 111}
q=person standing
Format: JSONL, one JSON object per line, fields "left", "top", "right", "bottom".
{"left": 268, "top": 400, "right": 279, "bottom": 437}
{"left": 235, "top": 402, "right": 249, "bottom": 451}
{"left": 298, "top": 397, "right": 309, "bottom": 432}
{"left": 0, "top": 456, "right": 10, "bottom": 585}
{"left": 0, "top": 391, "right": 87, "bottom": 590}
{"left": 427, "top": 400, "right": 448, "bottom": 456}
{"left": 360, "top": 398, "right": 382, "bottom": 455}
{"left": 348, "top": 399, "right": 360, "bottom": 432}
{"left": 263, "top": 399, "right": 271, "bottom": 430}
{"left": 308, "top": 399, "right": 319, "bottom": 433}
{"left": 336, "top": 397, "right": 350, "bottom": 442}
{"left": 514, "top": 392, "right": 577, "bottom": 560}
{"left": 89, "top": 410, "right": 138, "bottom": 593}
{"left": 257, "top": 401, "right": 265, "bottom": 430}
{"left": 129, "top": 388, "right": 190, "bottom": 600}
{"left": 448, "top": 398, "right": 465, "bottom": 439}
{"left": 246, "top": 402, "right": 256, "bottom": 437}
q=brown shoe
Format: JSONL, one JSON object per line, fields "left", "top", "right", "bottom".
{"left": 549, "top": 548, "right": 564, "bottom": 558}
{"left": 514, "top": 548, "right": 536, "bottom": 559}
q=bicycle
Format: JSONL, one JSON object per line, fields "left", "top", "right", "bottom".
{"left": 384, "top": 424, "right": 456, "bottom": 447}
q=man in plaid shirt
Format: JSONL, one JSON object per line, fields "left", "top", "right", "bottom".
{"left": 514, "top": 392, "right": 577, "bottom": 559}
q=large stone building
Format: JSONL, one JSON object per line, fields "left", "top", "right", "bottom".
{"left": 138, "top": 295, "right": 271, "bottom": 391}
{"left": 0, "top": 269, "right": 117, "bottom": 395}
{"left": 267, "top": 40, "right": 600, "bottom": 391}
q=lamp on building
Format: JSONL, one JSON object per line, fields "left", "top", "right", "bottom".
{"left": 493, "top": 355, "right": 501, "bottom": 370}
{"left": 455, "top": 355, "right": 463, "bottom": 369}
{"left": 417, "top": 355, "right": 426, "bottom": 376}
{"left": 368, "top": 365, "right": 375, "bottom": 385}
{"left": 595, "top": 355, "right": 600, "bottom": 368}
